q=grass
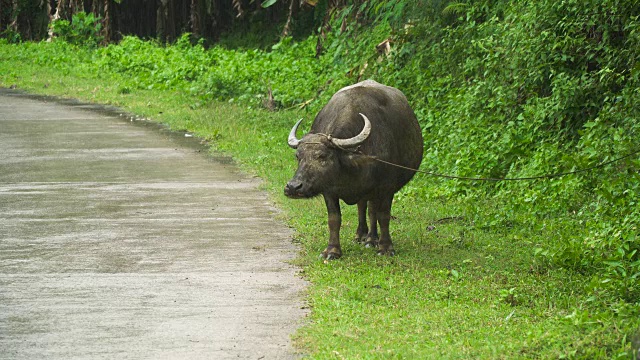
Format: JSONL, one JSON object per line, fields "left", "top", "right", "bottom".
{"left": 1, "top": 43, "right": 637, "bottom": 359}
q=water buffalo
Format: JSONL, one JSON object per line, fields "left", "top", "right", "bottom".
{"left": 285, "top": 80, "right": 423, "bottom": 259}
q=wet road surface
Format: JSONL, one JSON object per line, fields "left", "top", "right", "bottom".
{"left": 0, "top": 89, "right": 306, "bottom": 359}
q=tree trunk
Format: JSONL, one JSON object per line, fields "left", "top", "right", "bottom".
{"left": 57, "top": 0, "right": 72, "bottom": 20}
{"left": 232, "top": 0, "right": 243, "bottom": 18}
{"left": 47, "top": 0, "right": 63, "bottom": 41}
{"left": 166, "top": 0, "right": 176, "bottom": 42}
{"left": 9, "top": 0, "right": 18, "bottom": 33}
{"left": 91, "top": 0, "right": 101, "bottom": 16}
{"left": 190, "top": 0, "right": 200, "bottom": 38}
{"left": 282, "top": 0, "right": 299, "bottom": 37}
{"left": 103, "top": 0, "right": 111, "bottom": 43}
{"left": 70, "top": 0, "right": 83, "bottom": 14}
{"left": 157, "top": 0, "right": 166, "bottom": 42}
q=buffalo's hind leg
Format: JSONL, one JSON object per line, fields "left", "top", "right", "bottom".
{"left": 363, "top": 200, "right": 379, "bottom": 248}
{"left": 376, "top": 195, "right": 395, "bottom": 256}
{"left": 355, "top": 200, "right": 368, "bottom": 243}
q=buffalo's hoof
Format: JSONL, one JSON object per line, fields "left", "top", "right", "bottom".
{"left": 363, "top": 236, "right": 378, "bottom": 248}
{"left": 376, "top": 246, "right": 395, "bottom": 256}
{"left": 354, "top": 233, "right": 368, "bottom": 244}
{"left": 321, "top": 246, "right": 342, "bottom": 260}
{"left": 364, "top": 241, "right": 377, "bottom": 248}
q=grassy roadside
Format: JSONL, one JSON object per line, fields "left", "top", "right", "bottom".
{"left": 2, "top": 47, "right": 638, "bottom": 359}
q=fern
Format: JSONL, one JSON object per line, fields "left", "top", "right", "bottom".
{"left": 442, "top": 1, "right": 469, "bottom": 16}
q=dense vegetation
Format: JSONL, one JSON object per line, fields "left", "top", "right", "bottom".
{"left": 1, "top": 0, "right": 293, "bottom": 42}
{"left": 2, "top": 0, "right": 639, "bottom": 357}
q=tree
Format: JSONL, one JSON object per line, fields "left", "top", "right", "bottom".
{"left": 2, "top": 0, "right": 327, "bottom": 44}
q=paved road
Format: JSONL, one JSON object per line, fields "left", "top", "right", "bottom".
{"left": 0, "top": 89, "right": 306, "bottom": 359}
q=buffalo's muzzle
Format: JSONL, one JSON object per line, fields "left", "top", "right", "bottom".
{"left": 284, "top": 180, "right": 304, "bottom": 198}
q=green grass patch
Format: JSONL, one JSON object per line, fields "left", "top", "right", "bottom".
{"left": 2, "top": 30, "right": 639, "bottom": 358}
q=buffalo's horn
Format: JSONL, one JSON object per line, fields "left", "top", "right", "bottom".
{"left": 330, "top": 113, "right": 372, "bottom": 148}
{"left": 288, "top": 118, "right": 304, "bottom": 149}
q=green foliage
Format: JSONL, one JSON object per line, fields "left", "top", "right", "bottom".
{"left": 50, "top": 12, "right": 103, "bottom": 48}
{"left": 419, "top": 0, "right": 640, "bottom": 311}
{"left": 94, "top": 33, "right": 339, "bottom": 109}
{"left": 95, "top": 35, "right": 205, "bottom": 91}
{"left": 335, "top": 0, "right": 640, "bottom": 321}
{"left": 1, "top": 26, "right": 22, "bottom": 44}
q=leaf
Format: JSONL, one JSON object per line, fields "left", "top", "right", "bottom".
{"left": 442, "top": 2, "right": 469, "bottom": 17}
{"left": 262, "top": 0, "right": 278, "bottom": 8}
{"left": 505, "top": 310, "right": 516, "bottom": 321}
{"left": 603, "top": 261, "right": 623, "bottom": 268}
{"left": 450, "top": 269, "right": 460, "bottom": 279}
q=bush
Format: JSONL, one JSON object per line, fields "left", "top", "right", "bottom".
{"left": 386, "top": 0, "right": 640, "bottom": 316}
{"left": 50, "top": 12, "right": 103, "bottom": 48}
{"left": 1, "top": 26, "right": 22, "bottom": 44}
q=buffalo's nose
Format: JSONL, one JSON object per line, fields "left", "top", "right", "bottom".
{"left": 284, "top": 180, "right": 303, "bottom": 196}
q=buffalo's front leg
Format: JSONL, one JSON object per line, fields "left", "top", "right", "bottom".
{"left": 321, "top": 194, "right": 342, "bottom": 260}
